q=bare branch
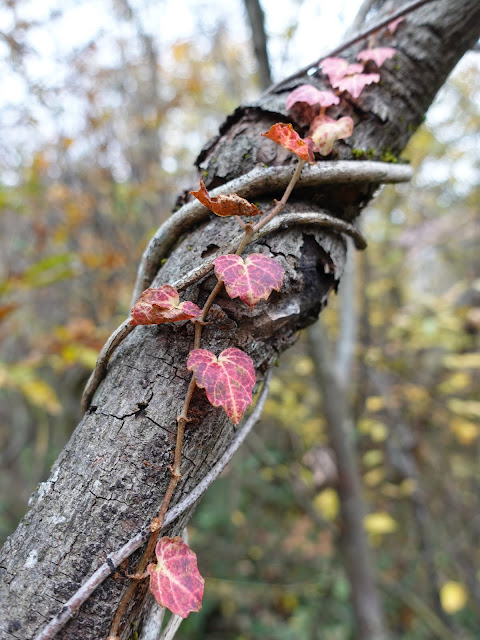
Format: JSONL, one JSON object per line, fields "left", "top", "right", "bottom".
{"left": 243, "top": 0, "right": 272, "bottom": 89}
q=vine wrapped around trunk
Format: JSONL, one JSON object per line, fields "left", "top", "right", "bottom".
{"left": 1, "top": 2, "right": 479, "bottom": 639}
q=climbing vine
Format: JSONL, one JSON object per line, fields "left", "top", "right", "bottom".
{"left": 32, "top": 11, "right": 425, "bottom": 640}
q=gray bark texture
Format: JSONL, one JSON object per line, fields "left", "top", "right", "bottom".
{"left": 1, "top": 1, "right": 480, "bottom": 639}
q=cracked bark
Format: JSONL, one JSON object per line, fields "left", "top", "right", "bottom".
{"left": 1, "top": 2, "right": 480, "bottom": 639}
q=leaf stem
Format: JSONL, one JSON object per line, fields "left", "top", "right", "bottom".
{"left": 253, "top": 159, "right": 305, "bottom": 233}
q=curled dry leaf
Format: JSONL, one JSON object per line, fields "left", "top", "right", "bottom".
{"left": 131, "top": 285, "right": 202, "bottom": 324}
{"left": 187, "top": 347, "right": 255, "bottom": 424}
{"left": 357, "top": 47, "right": 396, "bottom": 67}
{"left": 286, "top": 84, "right": 340, "bottom": 110}
{"left": 190, "top": 179, "right": 259, "bottom": 217}
{"left": 308, "top": 114, "right": 354, "bottom": 156}
{"left": 148, "top": 536, "right": 205, "bottom": 618}
{"left": 261, "top": 123, "right": 315, "bottom": 163}
{"left": 213, "top": 253, "right": 285, "bottom": 309}
{"left": 331, "top": 72, "right": 380, "bottom": 99}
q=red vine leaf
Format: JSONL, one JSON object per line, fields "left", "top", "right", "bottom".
{"left": 308, "top": 114, "right": 354, "bottom": 156}
{"left": 387, "top": 16, "right": 404, "bottom": 34}
{"left": 147, "top": 536, "right": 205, "bottom": 618}
{"left": 286, "top": 85, "right": 340, "bottom": 110}
{"left": 187, "top": 347, "right": 255, "bottom": 424}
{"left": 190, "top": 179, "right": 259, "bottom": 217}
{"left": 131, "top": 285, "right": 202, "bottom": 325}
{"left": 261, "top": 123, "right": 315, "bottom": 163}
{"left": 320, "top": 57, "right": 364, "bottom": 84}
{"left": 213, "top": 253, "right": 285, "bottom": 309}
{"left": 357, "top": 47, "right": 396, "bottom": 67}
{"left": 331, "top": 72, "right": 380, "bottom": 99}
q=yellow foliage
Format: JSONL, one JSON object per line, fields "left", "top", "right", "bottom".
{"left": 362, "top": 449, "right": 384, "bottom": 467}
{"left": 313, "top": 488, "right": 339, "bottom": 521}
{"left": 440, "top": 581, "right": 468, "bottom": 614}
{"left": 382, "top": 479, "right": 416, "bottom": 499}
{"left": 448, "top": 398, "right": 480, "bottom": 419}
{"left": 364, "top": 512, "right": 398, "bottom": 535}
{"left": 443, "top": 353, "right": 480, "bottom": 369}
{"left": 260, "top": 467, "right": 274, "bottom": 482}
{"left": 294, "top": 357, "right": 314, "bottom": 376}
{"left": 358, "top": 418, "right": 389, "bottom": 442}
{"left": 449, "top": 418, "right": 479, "bottom": 445}
{"left": 20, "top": 379, "right": 62, "bottom": 415}
{"left": 363, "top": 468, "right": 385, "bottom": 487}
{"left": 230, "top": 510, "right": 246, "bottom": 527}
{"left": 403, "top": 384, "right": 431, "bottom": 411}
{"left": 279, "top": 591, "right": 298, "bottom": 614}
{"left": 366, "top": 396, "right": 386, "bottom": 413}
{"left": 438, "top": 372, "right": 471, "bottom": 394}
{"left": 60, "top": 344, "right": 98, "bottom": 369}
{"left": 248, "top": 545, "right": 263, "bottom": 561}
{"left": 400, "top": 478, "right": 417, "bottom": 496}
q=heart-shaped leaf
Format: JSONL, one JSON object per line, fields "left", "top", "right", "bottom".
{"left": 131, "top": 285, "right": 202, "bottom": 325}
{"left": 147, "top": 536, "right": 204, "bottom": 618}
{"left": 213, "top": 253, "right": 285, "bottom": 309}
{"left": 187, "top": 347, "right": 255, "bottom": 424}
{"left": 331, "top": 72, "right": 380, "bottom": 99}
{"left": 190, "top": 179, "right": 259, "bottom": 217}
{"left": 357, "top": 47, "right": 396, "bottom": 67}
{"left": 261, "top": 123, "right": 315, "bottom": 163}
{"left": 286, "top": 85, "right": 340, "bottom": 110}
{"left": 308, "top": 114, "right": 354, "bottom": 156}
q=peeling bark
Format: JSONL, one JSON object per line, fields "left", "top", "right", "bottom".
{"left": 1, "top": 2, "right": 480, "bottom": 639}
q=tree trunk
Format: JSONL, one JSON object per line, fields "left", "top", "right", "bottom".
{"left": 1, "top": 2, "right": 479, "bottom": 639}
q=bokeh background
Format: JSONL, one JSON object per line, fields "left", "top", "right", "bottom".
{"left": 0, "top": 1, "right": 479, "bottom": 638}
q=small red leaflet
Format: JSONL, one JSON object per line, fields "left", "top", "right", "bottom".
{"left": 148, "top": 536, "right": 205, "bottom": 618}
{"left": 308, "top": 114, "right": 354, "bottom": 156}
{"left": 357, "top": 47, "right": 396, "bottom": 67}
{"left": 331, "top": 73, "right": 380, "bottom": 99}
{"left": 286, "top": 85, "right": 340, "bottom": 110}
{"left": 261, "top": 123, "right": 315, "bottom": 163}
{"left": 187, "top": 347, "right": 255, "bottom": 424}
{"left": 131, "top": 285, "right": 202, "bottom": 325}
{"left": 213, "top": 253, "right": 285, "bottom": 309}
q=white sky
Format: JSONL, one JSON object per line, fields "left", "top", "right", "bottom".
{"left": 0, "top": 0, "right": 478, "bottom": 185}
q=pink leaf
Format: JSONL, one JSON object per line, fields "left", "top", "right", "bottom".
{"left": 320, "top": 57, "right": 364, "bottom": 84}
{"left": 190, "top": 179, "right": 259, "bottom": 217}
{"left": 387, "top": 16, "right": 404, "bottom": 34}
{"left": 131, "top": 285, "right": 202, "bottom": 325}
{"left": 261, "top": 123, "right": 315, "bottom": 163}
{"left": 148, "top": 536, "right": 204, "bottom": 618}
{"left": 357, "top": 47, "right": 396, "bottom": 67}
{"left": 187, "top": 347, "right": 255, "bottom": 424}
{"left": 286, "top": 85, "right": 340, "bottom": 110}
{"left": 308, "top": 114, "right": 354, "bottom": 156}
{"left": 331, "top": 73, "right": 380, "bottom": 99}
{"left": 213, "top": 253, "right": 285, "bottom": 309}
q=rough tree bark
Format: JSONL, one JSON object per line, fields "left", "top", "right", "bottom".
{"left": 1, "top": 2, "right": 480, "bottom": 639}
